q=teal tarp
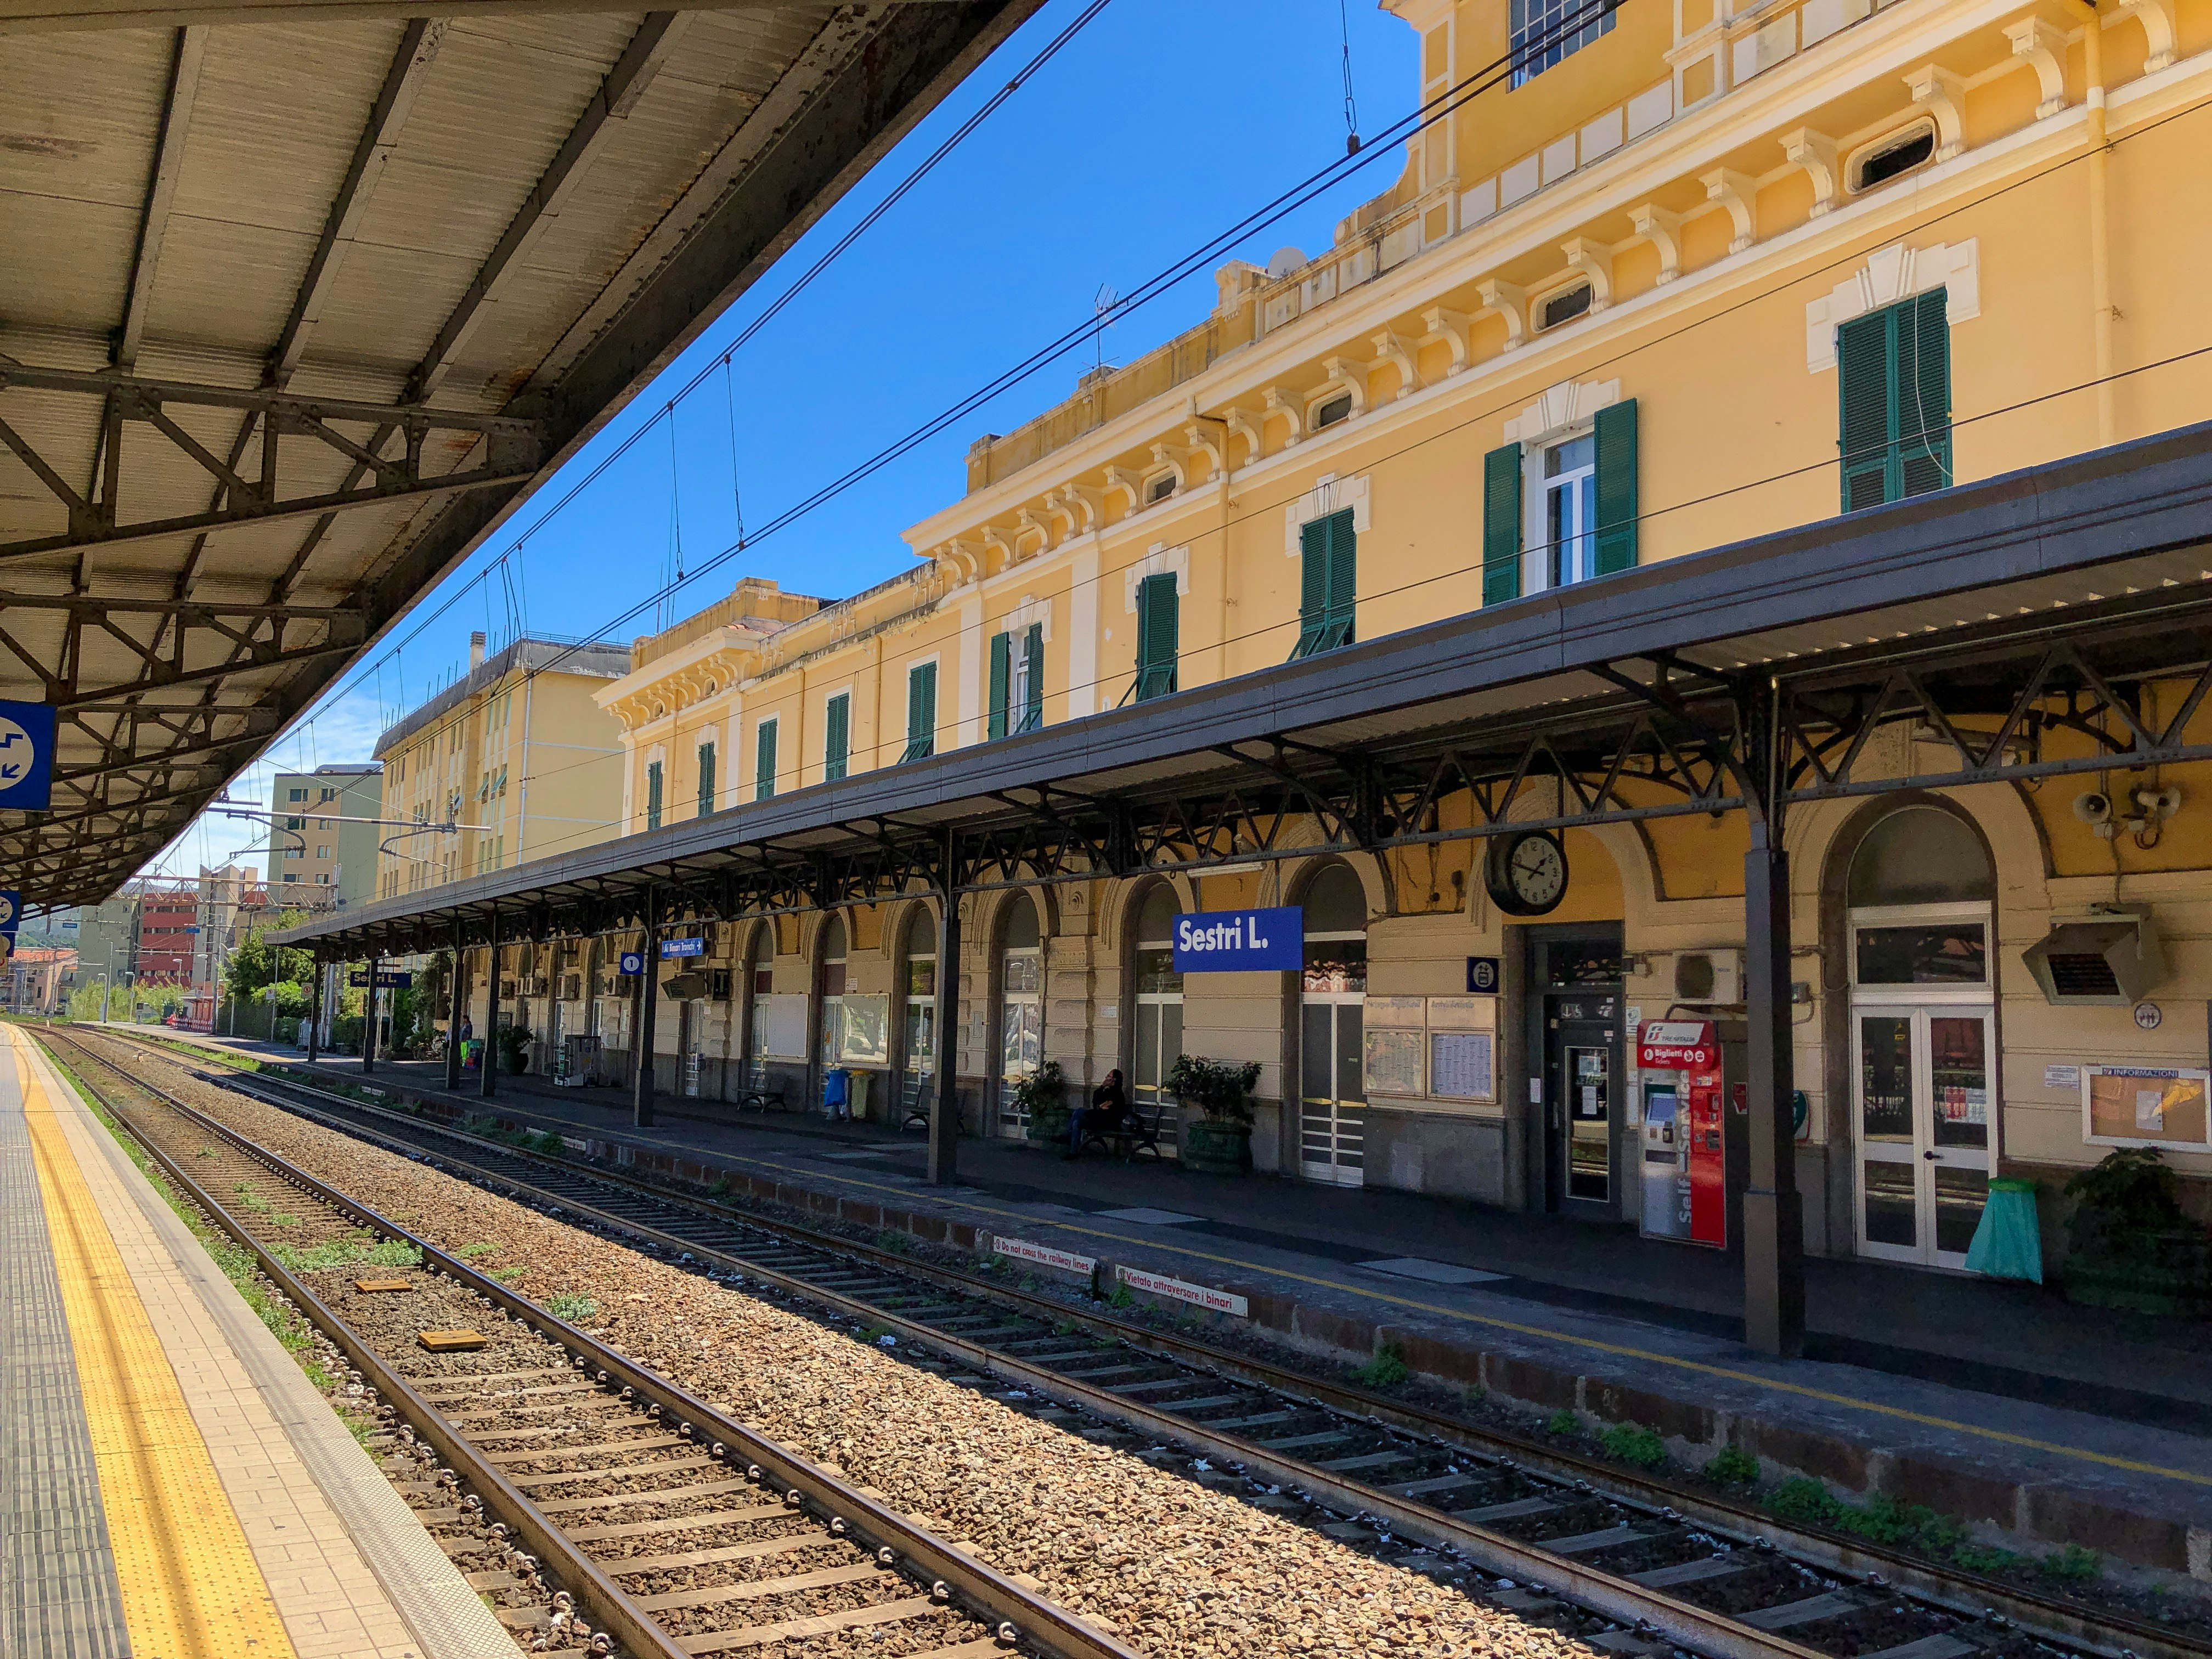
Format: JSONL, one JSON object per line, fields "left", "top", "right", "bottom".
{"left": 1963, "top": 1177, "right": 2042, "bottom": 1283}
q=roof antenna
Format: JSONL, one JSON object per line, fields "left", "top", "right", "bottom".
{"left": 1338, "top": 0, "right": 1361, "bottom": 154}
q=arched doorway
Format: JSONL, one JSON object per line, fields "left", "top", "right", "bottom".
{"left": 740, "top": 924, "right": 771, "bottom": 1092}
{"left": 1299, "top": 864, "right": 1367, "bottom": 1186}
{"left": 996, "top": 895, "right": 1043, "bottom": 1136}
{"left": 898, "top": 905, "right": 937, "bottom": 1119}
{"left": 1845, "top": 804, "right": 1996, "bottom": 1268}
{"left": 1128, "top": 885, "right": 1183, "bottom": 1154}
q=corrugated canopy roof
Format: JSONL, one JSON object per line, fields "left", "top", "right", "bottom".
{"left": 0, "top": 0, "right": 1038, "bottom": 909}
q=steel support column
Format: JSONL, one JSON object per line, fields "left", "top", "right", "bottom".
{"left": 633, "top": 888, "right": 658, "bottom": 1128}
{"left": 444, "top": 916, "right": 464, "bottom": 1091}
{"left": 481, "top": 911, "right": 499, "bottom": 1099}
{"left": 361, "top": 955, "right": 377, "bottom": 1074}
{"left": 1739, "top": 681, "right": 1805, "bottom": 1358}
{"left": 304, "top": 953, "right": 320, "bottom": 1065}
{"left": 929, "top": 864, "right": 961, "bottom": 1187}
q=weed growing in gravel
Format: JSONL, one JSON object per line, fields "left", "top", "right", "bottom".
{"left": 527, "top": 1131, "right": 566, "bottom": 1155}
{"left": 1547, "top": 1408, "right": 1583, "bottom": 1437}
{"left": 232, "top": 1181, "right": 272, "bottom": 1214}
{"left": 268, "top": 1232, "right": 421, "bottom": 1273}
{"left": 2040, "top": 1544, "right": 2103, "bottom": 1583}
{"left": 490, "top": 1266, "right": 525, "bottom": 1284}
{"left": 1053, "top": 1319, "right": 1077, "bottom": 1336}
{"left": 195, "top": 1146, "right": 218, "bottom": 1159}
{"left": 454, "top": 1242, "right": 494, "bottom": 1257}
{"left": 1703, "top": 1443, "right": 1760, "bottom": 1487}
{"left": 269, "top": 1211, "right": 301, "bottom": 1227}
{"left": 1353, "top": 1344, "right": 1411, "bottom": 1389}
{"left": 1105, "top": 1283, "right": 1135, "bottom": 1308}
{"left": 875, "top": 1230, "right": 910, "bottom": 1252}
{"left": 859, "top": 1324, "right": 895, "bottom": 1345}
{"left": 1600, "top": 1424, "right": 1669, "bottom": 1469}
{"left": 544, "top": 1291, "right": 599, "bottom": 1322}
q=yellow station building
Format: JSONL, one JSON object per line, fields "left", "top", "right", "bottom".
{"left": 561, "top": 0, "right": 2212, "bottom": 1274}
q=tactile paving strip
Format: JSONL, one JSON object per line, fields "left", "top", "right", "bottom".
{"left": 0, "top": 1035, "right": 130, "bottom": 1659}
{"left": 18, "top": 1038, "right": 298, "bottom": 1659}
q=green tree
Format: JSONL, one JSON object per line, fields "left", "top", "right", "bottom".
{"left": 223, "top": 911, "right": 313, "bottom": 1002}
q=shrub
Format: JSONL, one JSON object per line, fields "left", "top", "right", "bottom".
{"left": 544, "top": 1291, "right": 599, "bottom": 1322}
{"left": 2040, "top": 1544, "right": 2101, "bottom": 1583}
{"left": 1165, "top": 1054, "right": 1263, "bottom": 1126}
{"left": 1703, "top": 1443, "right": 1760, "bottom": 1487}
{"left": 1546, "top": 1409, "right": 1583, "bottom": 1437}
{"left": 1600, "top": 1424, "right": 1668, "bottom": 1469}
{"left": 1353, "top": 1344, "right": 1410, "bottom": 1388}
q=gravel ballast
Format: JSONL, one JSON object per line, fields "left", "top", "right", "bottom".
{"left": 115, "top": 1048, "right": 1602, "bottom": 1659}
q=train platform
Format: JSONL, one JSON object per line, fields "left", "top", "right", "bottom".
{"left": 156, "top": 1028, "right": 2212, "bottom": 1583}
{"left": 0, "top": 1024, "right": 515, "bottom": 1659}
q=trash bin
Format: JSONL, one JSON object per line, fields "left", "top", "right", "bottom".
{"left": 1963, "top": 1177, "right": 2042, "bottom": 1283}
{"left": 464, "top": 1038, "right": 484, "bottom": 1071}
{"left": 823, "top": 1066, "right": 851, "bottom": 1122}
{"left": 848, "top": 1069, "right": 873, "bottom": 1122}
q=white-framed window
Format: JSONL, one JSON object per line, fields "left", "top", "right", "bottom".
{"left": 1527, "top": 430, "right": 1598, "bottom": 590}
{"left": 1312, "top": 392, "right": 1353, "bottom": 430}
{"left": 1144, "top": 470, "right": 1176, "bottom": 504}
{"left": 1511, "top": 0, "right": 1613, "bottom": 85}
{"left": 1535, "top": 280, "right": 1594, "bottom": 332}
{"left": 1849, "top": 119, "right": 1937, "bottom": 195}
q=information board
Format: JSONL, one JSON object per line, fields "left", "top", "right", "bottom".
{"left": 839, "top": 994, "right": 889, "bottom": 1064}
{"left": 2085, "top": 1065, "right": 2212, "bottom": 1149}
{"left": 1429, "top": 1031, "right": 1496, "bottom": 1101}
{"left": 1362, "top": 1026, "right": 1424, "bottom": 1097}
{"left": 759, "top": 992, "right": 809, "bottom": 1059}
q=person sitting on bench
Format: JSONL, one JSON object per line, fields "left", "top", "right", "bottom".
{"left": 1067, "top": 1068, "right": 1130, "bottom": 1159}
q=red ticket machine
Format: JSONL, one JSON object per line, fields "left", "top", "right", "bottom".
{"left": 1638, "top": 1020, "right": 1726, "bottom": 1248}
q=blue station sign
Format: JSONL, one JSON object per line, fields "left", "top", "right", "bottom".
{"left": 0, "top": 701, "right": 55, "bottom": 811}
{"left": 660, "top": 936, "right": 706, "bottom": 958}
{"left": 1171, "top": 906, "right": 1302, "bottom": 973}
{"left": 0, "top": 891, "right": 19, "bottom": 939}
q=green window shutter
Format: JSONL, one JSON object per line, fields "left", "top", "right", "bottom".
{"left": 696, "top": 742, "right": 715, "bottom": 817}
{"left": 1593, "top": 398, "right": 1638, "bottom": 575}
{"left": 1324, "top": 509, "right": 1356, "bottom": 648}
{"left": 754, "top": 720, "right": 777, "bottom": 802}
{"left": 1135, "top": 573, "right": 1178, "bottom": 700}
{"left": 987, "top": 631, "right": 1010, "bottom": 741}
{"left": 1837, "top": 307, "right": 1897, "bottom": 511}
{"left": 1292, "top": 509, "right": 1354, "bottom": 658}
{"left": 1022, "top": 622, "right": 1044, "bottom": 733}
{"left": 1482, "top": 443, "right": 1523, "bottom": 606}
{"left": 824, "top": 694, "right": 849, "bottom": 782}
{"left": 903, "top": 662, "right": 936, "bottom": 761}
{"left": 645, "top": 760, "right": 662, "bottom": 830}
{"left": 1897, "top": 287, "right": 1951, "bottom": 499}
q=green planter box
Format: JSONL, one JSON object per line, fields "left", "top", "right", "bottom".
{"left": 1025, "top": 1103, "right": 1071, "bottom": 1147}
{"left": 1182, "top": 1118, "right": 1251, "bottom": 1175}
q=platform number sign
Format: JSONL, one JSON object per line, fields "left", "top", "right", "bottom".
{"left": 0, "top": 702, "right": 55, "bottom": 811}
{"left": 0, "top": 890, "right": 18, "bottom": 943}
{"left": 618, "top": 951, "right": 645, "bottom": 976}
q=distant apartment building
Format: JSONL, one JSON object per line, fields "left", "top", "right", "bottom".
{"left": 374, "top": 631, "right": 630, "bottom": 901}
{"left": 4, "top": 947, "right": 77, "bottom": 1014}
{"left": 137, "top": 881, "right": 198, "bottom": 983}
{"left": 269, "top": 763, "right": 381, "bottom": 912}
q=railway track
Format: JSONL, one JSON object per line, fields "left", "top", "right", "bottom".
{"left": 35, "top": 1026, "right": 1134, "bottom": 1659}
{"left": 56, "top": 1026, "right": 2212, "bottom": 1659}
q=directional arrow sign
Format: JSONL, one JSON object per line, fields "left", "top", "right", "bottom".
{"left": 0, "top": 703, "right": 55, "bottom": 811}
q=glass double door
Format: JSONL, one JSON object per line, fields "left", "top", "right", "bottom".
{"left": 1854, "top": 1006, "right": 1994, "bottom": 1266}
{"left": 1131, "top": 994, "right": 1182, "bottom": 1154}
{"left": 1300, "top": 998, "right": 1364, "bottom": 1186}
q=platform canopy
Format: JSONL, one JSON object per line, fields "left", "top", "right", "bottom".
{"left": 0, "top": 0, "right": 1036, "bottom": 909}
{"left": 272, "top": 422, "right": 2212, "bottom": 959}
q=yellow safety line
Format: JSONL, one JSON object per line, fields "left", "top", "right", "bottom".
{"left": 11, "top": 1029, "right": 299, "bottom": 1658}
{"left": 568, "top": 1121, "right": 2211, "bottom": 1488}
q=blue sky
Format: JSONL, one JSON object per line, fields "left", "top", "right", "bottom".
{"left": 148, "top": 0, "right": 1420, "bottom": 881}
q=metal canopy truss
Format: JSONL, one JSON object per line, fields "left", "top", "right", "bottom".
{"left": 275, "top": 421, "right": 2212, "bottom": 962}
{"left": 0, "top": 364, "right": 541, "bottom": 560}
{"left": 0, "top": 1, "right": 1040, "bottom": 910}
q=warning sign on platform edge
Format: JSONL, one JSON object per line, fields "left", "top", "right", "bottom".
{"left": 991, "top": 1235, "right": 1096, "bottom": 1277}
{"left": 1114, "top": 1264, "right": 1249, "bottom": 1318}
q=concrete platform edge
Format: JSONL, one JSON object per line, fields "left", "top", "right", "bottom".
{"left": 213, "top": 1053, "right": 2212, "bottom": 1582}
{"left": 24, "top": 1034, "right": 518, "bottom": 1659}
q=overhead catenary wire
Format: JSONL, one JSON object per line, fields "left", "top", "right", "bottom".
{"left": 364, "top": 0, "right": 2192, "bottom": 870}
{"left": 285, "top": 0, "right": 1616, "bottom": 764}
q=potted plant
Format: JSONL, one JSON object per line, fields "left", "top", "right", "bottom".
{"left": 2061, "top": 1147, "right": 2212, "bottom": 1314}
{"left": 1016, "top": 1059, "right": 1069, "bottom": 1147}
{"left": 495, "top": 1024, "right": 533, "bottom": 1076}
{"left": 1168, "top": 1054, "right": 1262, "bottom": 1175}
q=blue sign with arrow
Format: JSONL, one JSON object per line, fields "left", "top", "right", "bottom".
{"left": 660, "top": 936, "right": 706, "bottom": 958}
{"left": 0, "top": 702, "right": 55, "bottom": 811}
